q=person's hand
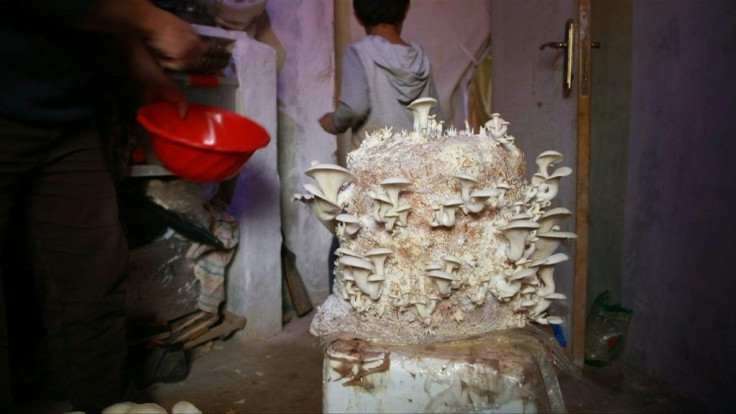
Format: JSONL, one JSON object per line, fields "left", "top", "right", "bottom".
{"left": 319, "top": 113, "right": 336, "bottom": 134}
{"left": 143, "top": 12, "right": 207, "bottom": 71}
{"left": 144, "top": 77, "right": 189, "bottom": 119}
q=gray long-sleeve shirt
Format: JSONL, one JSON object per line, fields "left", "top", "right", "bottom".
{"left": 331, "top": 35, "right": 443, "bottom": 151}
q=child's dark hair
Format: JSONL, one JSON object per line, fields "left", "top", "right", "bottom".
{"left": 353, "top": 0, "right": 410, "bottom": 27}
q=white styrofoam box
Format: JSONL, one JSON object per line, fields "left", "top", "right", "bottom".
{"left": 323, "top": 337, "right": 564, "bottom": 413}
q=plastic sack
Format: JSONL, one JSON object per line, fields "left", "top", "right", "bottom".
{"left": 584, "top": 291, "right": 632, "bottom": 366}
{"left": 319, "top": 326, "right": 578, "bottom": 413}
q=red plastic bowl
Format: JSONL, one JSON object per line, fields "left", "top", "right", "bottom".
{"left": 136, "top": 102, "right": 270, "bottom": 182}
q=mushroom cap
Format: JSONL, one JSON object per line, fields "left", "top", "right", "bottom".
{"left": 303, "top": 183, "right": 324, "bottom": 197}
{"left": 471, "top": 189, "right": 500, "bottom": 199}
{"left": 454, "top": 173, "right": 479, "bottom": 183}
{"left": 535, "top": 150, "right": 564, "bottom": 167}
{"left": 367, "top": 274, "right": 386, "bottom": 282}
{"left": 521, "top": 286, "right": 537, "bottom": 294}
{"left": 365, "top": 247, "right": 393, "bottom": 257}
{"left": 334, "top": 247, "right": 362, "bottom": 258}
{"left": 509, "top": 267, "right": 537, "bottom": 281}
{"left": 369, "top": 193, "right": 392, "bottom": 204}
{"left": 338, "top": 255, "right": 374, "bottom": 270}
{"left": 424, "top": 263, "right": 443, "bottom": 271}
{"left": 544, "top": 292, "right": 568, "bottom": 300}
{"left": 537, "top": 231, "right": 577, "bottom": 239}
{"left": 407, "top": 97, "right": 438, "bottom": 110}
{"left": 521, "top": 299, "right": 537, "bottom": 307}
{"left": 542, "top": 252, "right": 569, "bottom": 266}
{"left": 500, "top": 220, "right": 541, "bottom": 231}
{"left": 531, "top": 172, "right": 547, "bottom": 185}
{"left": 443, "top": 197, "right": 464, "bottom": 207}
{"left": 509, "top": 212, "right": 532, "bottom": 221}
{"left": 335, "top": 214, "right": 360, "bottom": 224}
{"left": 546, "top": 316, "right": 564, "bottom": 325}
{"left": 496, "top": 182, "right": 512, "bottom": 190}
{"left": 442, "top": 254, "right": 463, "bottom": 265}
{"left": 395, "top": 204, "right": 412, "bottom": 212}
{"left": 427, "top": 270, "right": 457, "bottom": 281}
{"left": 379, "top": 176, "right": 413, "bottom": 187}
{"left": 549, "top": 166, "right": 573, "bottom": 179}
{"left": 541, "top": 207, "right": 572, "bottom": 219}
{"left": 305, "top": 163, "right": 352, "bottom": 177}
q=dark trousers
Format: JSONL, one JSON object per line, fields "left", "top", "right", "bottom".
{"left": 0, "top": 117, "right": 129, "bottom": 412}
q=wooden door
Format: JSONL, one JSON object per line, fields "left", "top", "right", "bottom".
{"left": 490, "top": 0, "right": 591, "bottom": 363}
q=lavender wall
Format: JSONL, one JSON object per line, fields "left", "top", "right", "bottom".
{"left": 622, "top": 1, "right": 736, "bottom": 409}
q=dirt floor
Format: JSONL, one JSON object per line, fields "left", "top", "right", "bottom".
{"left": 5, "top": 309, "right": 697, "bottom": 414}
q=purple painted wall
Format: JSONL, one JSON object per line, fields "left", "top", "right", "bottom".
{"left": 622, "top": 1, "right": 736, "bottom": 409}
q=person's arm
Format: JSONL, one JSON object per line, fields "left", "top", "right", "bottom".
{"left": 18, "top": 0, "right": 205, "bottom": 72}
{"left": 120, "top": 36, "right": 189, "bottom": 118}
{"left": 319, "top": 46, "right": 370, "bottom": 135}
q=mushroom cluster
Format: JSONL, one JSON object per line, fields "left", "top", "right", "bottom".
{"left": 493, "top": 151, "right": 578, "bottom": 325}
{"left": 302, "top": 101, "right": 577, "bottom": 340}
{"left": 370, "top": 177, "right": 413, "bottom": 231}
{"left": 293, "top": 162, "right": 354, "bottom": 232}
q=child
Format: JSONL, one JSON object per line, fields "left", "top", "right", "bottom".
{"left": 320, "top": 0, "right": 442, "bottom": 293}
{"left": 319, "top": 0, "right": 443, "bottom": 151}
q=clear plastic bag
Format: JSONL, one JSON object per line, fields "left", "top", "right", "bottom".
{"left": 584, "top": 291, "right": 633, "bottom": 366}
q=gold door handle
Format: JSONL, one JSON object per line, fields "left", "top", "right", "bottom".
{"left": 540, "top": 19, "right": 576, "bottom": 98}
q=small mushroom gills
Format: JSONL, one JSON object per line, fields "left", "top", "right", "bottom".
{"left": 465, "top": 188, "right": 499, "bottom": 213}
{"left": 369, "top": 192, "right": 393, "bottom": 222}
{"left": 499, "top": 220, "right": 541, "bottom": 262}
{"left": 338, "top": 255, "right": 375, "bottom": 297}
{"left": 395, "top": 204, "right": 412, "bottom": 226}
{"left": 536, "top": 252, "right": 568, "bottom": 296}
{"left": 454, "top": 173, "right": 479, "bottom": 202}
{"left": 366, "top": 274, "right": 386, "bottom": 300}
{"left": 538, "top": 207, "right": 572, "bottom": 232}
{"left": 304, "top": 163, "right": 354, "bottom": 204}
{"left": 335, "top": 214, "right": 362, "bottom": 236}
{"left": 365, "top": 248, "right": 393, "bottom": 275}
{"left": 426, "top": 270, "right": 457, "bottom": 296}
{"left": 407, "top": 97, "right": 438, "bottom": 132}
{"left": 379, "top": 176, "right": 412, "bottom": 208}
{"left": 529, "top": 231, "right": 577, "bottom": 261}
{"left": 535, "top": 150, "right": 564, "bottom": 178}
{"left": 441, "top": 197, "right": 464, "bottom": 227}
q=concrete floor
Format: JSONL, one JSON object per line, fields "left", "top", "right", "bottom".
{"left": 7, "top": 310, "right": 696, "bottom": 414}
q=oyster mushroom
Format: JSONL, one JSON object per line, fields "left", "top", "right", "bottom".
{"left": 538, "top": 207, "right": 572, "bottom": 232}
{"left": 379, "top": 177, "right": 412, "bottom": 208}
{"left": 407, "top": 97, "right": 438, "bottom": 132}
{"left": 334, "top": 247, "right": 362, "bottom": 258}
{"left": 464, "top": 188, "right": 499, "bottom": 213}
{"left": 366, "top": 273, "right": 386, "bottom": 300}
{"left": 536, "top": 253, "right": 569, "bottom": 296}
{"left": 338, "top": 256, "right": 375, "bottom": 298}
{"left": 508, "top": 267, "right": 537, "bottom": 281}
{"left": 485, "top": 113, "right": 509, "bottom": 139}
{"left": 499, "top": 220, "right": 541, "bottom": 262}
{"left": 304, "top": 163, "right": 354, "bottom": 205}
{"left": 441, "top": 255, "right": 463, "bottom": 274}
{"left": 529, "top": 231, "right": 577, "bottom": 261}
{"left": 535, "top": 150, "right": 564, "bottom": 178}
{"left": 383, "top": 209, "right": 399, "bottom": 231}
{"left": 536, "top": 166, "right": 573, "bottom": 202}
{"left": 395, "top": 204, "right": 412, "bottom": 227}
{"left": 426, "top": 270, "right": 457, "bottom": 296}
{"left": 369, "top": 192, "right": 393, "bottom": 222}
{"left": 441, "top": 197, "right": 464, "bottom": 227}
{"left": 454, "top": 173, "right": 479, "bottom": 202}
{"left": 335, "top": 214, "right": 362, "bottom": 236}
{"left": 365, "top": 248, "right": 393, "bottom": 275}
{"left": 546, "top": 316, "right": 564, "bottom": 325}
{"left": 495, "top": 277, "right": 522, "bottom": 299}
